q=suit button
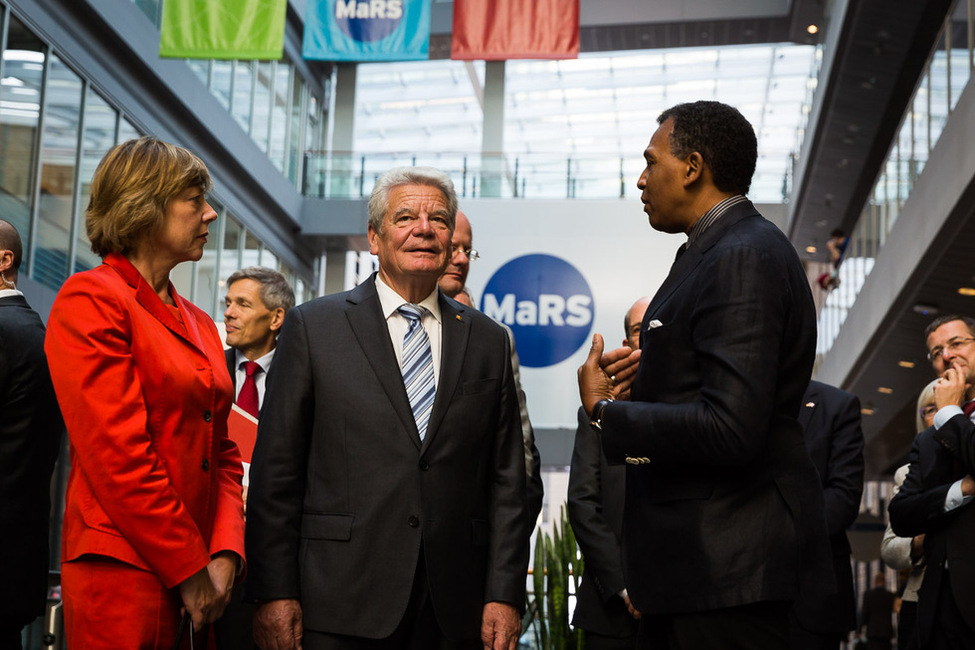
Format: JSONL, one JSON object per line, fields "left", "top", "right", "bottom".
{"left": 408, "top": 515, "right": 420, "bottom": 528}
{"left": 419, "top": 462, "right": 429, "bottom": 471}
{"left": 202, "top": 459, "right": 210, "bottom": 471}
{"left": 203, "top": 410, "right": 212, "bottom": 422}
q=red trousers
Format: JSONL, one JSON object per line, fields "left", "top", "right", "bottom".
{"left": 62, "top": 556, "right": 213, "bottom": 649}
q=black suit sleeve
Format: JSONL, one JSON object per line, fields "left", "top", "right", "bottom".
{"left": 820, "top": 390, "right": 865, "bottom": 536}
{"left": 934, "top": 413, "right": 975, "bottom": 475}
{"left": 568, "top": 408, "right": 625, "bottom": 602}
{"left": 245, "top": 307, "right": 314, "bottom": 600}
{"left": 601, "top": 242, "right": 797, "bottom": 465}
{"left": 888, "top": 432, "right": 954, "bottom": 538}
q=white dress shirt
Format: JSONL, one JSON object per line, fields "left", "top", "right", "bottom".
{"left": 374, "top": 275, "right": 443, "bottom": 387}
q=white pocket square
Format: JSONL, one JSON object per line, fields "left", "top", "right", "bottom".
{"left": 647, "top": 319, "right": 663, "bottom": 329}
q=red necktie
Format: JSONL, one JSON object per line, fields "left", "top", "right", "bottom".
{"left": 963, "top": 401, "right": 975, "bottom": 418}
{"left": 237, "top": 361, "right": 262, "bottom": 418}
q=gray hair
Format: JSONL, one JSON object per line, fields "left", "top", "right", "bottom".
{"left": 915, "top": 379, "right": 939, "bottom": 434}
{"left": 226, "top": 266, "right": 296, "bottom": 312}
{"left": 367, "top": 167, "right": 458, "bottom": 234}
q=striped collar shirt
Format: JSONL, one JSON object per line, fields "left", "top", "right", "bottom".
{"left": 684, "top": 194, "right": 748, "bottom": 250}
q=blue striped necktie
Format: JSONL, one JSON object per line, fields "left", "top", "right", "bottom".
{"left": 397, "top": 304, "right": 436, "bottom": 441}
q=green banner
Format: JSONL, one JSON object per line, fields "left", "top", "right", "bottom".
{"left": 160, "top": 0, "right": 287, "bottom": 60}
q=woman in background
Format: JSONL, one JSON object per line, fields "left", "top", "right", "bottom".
{"left": 45, "top": 137, "right": 245, "bottom": 648}
{"left": 879, "top": 379, "right": 937, "bottom": 650}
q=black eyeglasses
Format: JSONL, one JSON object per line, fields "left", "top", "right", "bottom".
{"left": 927, "top": 337, "right": 975, "bottom": 361}
{"left": 919, "top": 404, "right": 938, "bottom": 418}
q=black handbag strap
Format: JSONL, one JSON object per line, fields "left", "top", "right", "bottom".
{"left": 174, "top": 611, "right": 209, "bottom": 650}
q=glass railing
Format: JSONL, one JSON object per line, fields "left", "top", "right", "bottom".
{"left": 815, "top": 10, "right": 973, "bottom": 357}
{"left": 302, "top": 150, "right": 796, "bottom": 203}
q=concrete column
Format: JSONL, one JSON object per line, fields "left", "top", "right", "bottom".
{"left": 331, "top": 62, "right": 357, "bottom": 198}
{"left": 480, "top": 60, "right": 505, "bottom": 197}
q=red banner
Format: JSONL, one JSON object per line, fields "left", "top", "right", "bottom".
{"left": 451, "top": 0, "right": 579, "bottom": 60}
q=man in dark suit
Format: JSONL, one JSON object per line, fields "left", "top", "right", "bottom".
{"left": 858, "top": 574, "right": 896, "bottom": 650}
{"left": 437, "top": 210, "right": 543, "bottom": 526}
{"left": 578, "top": 100, "right": 831, "bottom": 649}
{"left": 0, "top": 219, "right": 63, "bottom": 648}
{"left": 246, "top": 167, "right": 528, "bottom": 650}
{"left": 889, "top": 314, "right": 975, "bottom": 649}
{"left": 223, "top": 266, "right": 295, "bottom": 416}
{"left": 218, "top": 266, "right": 294, "bottom": 650}
{"left": 791, "top": 380, "right": 865, "bottom": 649}
{"left": 567, "top": 296, "right": 650, "bottom": 650}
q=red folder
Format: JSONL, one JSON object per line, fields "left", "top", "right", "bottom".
{"left": 228, "top": 403, "right": 258, "bottom": 464}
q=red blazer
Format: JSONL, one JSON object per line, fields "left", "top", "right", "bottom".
{"left": 46, "top": 253, "right": 245, "bottom": 588}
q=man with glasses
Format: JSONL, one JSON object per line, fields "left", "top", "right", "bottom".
{"left": 437, "top": 210, "right": 543, "bottom": 526}
{"left": 890, "top": 314, "right": 975, "bottom": 649}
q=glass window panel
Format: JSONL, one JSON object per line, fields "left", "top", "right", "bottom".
{"left": 76, "top": 87, "right": 117, "bottom": 274}
{"left": 211, "top": 60, "right": 232, "bottom": 111}
{"left": 252, "top": 62, "right": 272, "bottom": 153}
{"left": 268, "top": 61, "right": 290, "bottom": 172}
{"left": 288, "top": 73, "right": 305, "bottom": 185}
{"left": 188, "top": 59, "right": 210, "bottom": 89}
{"left": 260, "top": 247, "right": 278, "bottom": 270}
{"left": 219, "top": 215, "right": 242, "bottom": 297}
{"left": 242, "top": 230, "right": 260, "bottom": 268}
{"left": 196, "top": 197, "right": 223, "bottom": 316}
{"left": 232, "top": 60, "right": 254, "bottom": 133}
{"left": 33, "top": 52, "right": 82, "bottom": 291}
{"left": 117, "top": 116, "right": 139, "bottom": 143}
{"left": 0, "top": 15, "right": 45, "bottom": 243}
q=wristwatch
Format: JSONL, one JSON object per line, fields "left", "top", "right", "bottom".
{"left": 589, "top": 399, "right": 614, "bottom": 430}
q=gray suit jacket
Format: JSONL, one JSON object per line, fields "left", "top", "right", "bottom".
{"left": 245, "top": 275, "right": 528, "bottom": 640}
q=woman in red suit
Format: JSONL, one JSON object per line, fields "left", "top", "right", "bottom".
{"left": 45, "top": 137, "right": 245, "bottom": 648}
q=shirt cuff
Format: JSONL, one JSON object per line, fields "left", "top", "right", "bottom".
{"left": 934, "top": 405, "right": 964, "bottom": 429}
{"left": 618, "top": 588, "right": 628, "bottom": 600}
{"left": 944, "top": 479, "right": 974, "bottom": 512}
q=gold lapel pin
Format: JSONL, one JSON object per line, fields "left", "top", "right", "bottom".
{"left": 455, "top": 314, "right": 462, "bottom": 321}
{"left": 805, "top": 401, "right": 815, "bottom": 408}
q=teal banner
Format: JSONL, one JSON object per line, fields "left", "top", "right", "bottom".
{"left": 303, "top": 0, "right": 431, "bottom": 62}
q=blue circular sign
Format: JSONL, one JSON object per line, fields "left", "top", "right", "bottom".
{"left": 480, "top": 254, "right": 594, "bottom": 368}
{"left": 334, "top": 0, "right": 402, "bottom": 42}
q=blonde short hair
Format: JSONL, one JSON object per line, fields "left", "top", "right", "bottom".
{"left": 86, "top": 137, "right": 212, "bottom": 257}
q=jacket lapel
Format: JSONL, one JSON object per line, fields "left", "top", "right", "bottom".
{"left": 644, "top": 201, "right": 761, "bottom": 322}
{"left": 421, "top": 295, "right": 469, "bottom": 454}
{"left": 345, "top": 277, "right": 423, "bottom": 450}
{"left": 104, "top": 253, "right": 206, "bottom": 356}
{"left": 798, "top": 386, "right": 819, "bottom": 432}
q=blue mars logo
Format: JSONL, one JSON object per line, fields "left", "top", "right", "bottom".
{"left": 481, "top": 254, "right": 594, "bottom": 368}
{"left": 334, "top": 0, "right": 403, "bottom": 42}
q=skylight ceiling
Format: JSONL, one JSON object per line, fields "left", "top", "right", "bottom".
{"left": 354, "top": 43, "right": 819, "bottom": 202}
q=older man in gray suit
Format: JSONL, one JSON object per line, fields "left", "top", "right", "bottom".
{"left": 246, "top": 167, "right": 528, "bottom": 650}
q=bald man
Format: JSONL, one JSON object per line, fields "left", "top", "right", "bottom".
{"left": 568, "top": 297, "right": 650, "bottom": 650}
{"left": 438, "top": 211, "right": 543, "bottom": 526}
